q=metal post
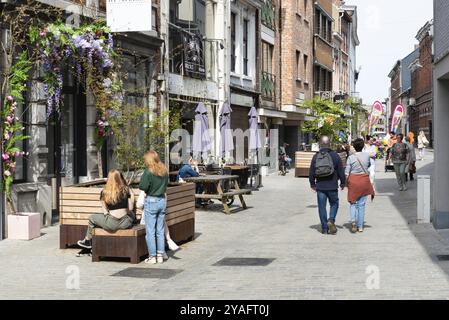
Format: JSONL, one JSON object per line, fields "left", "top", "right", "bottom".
{"left": 417, "top": 175, "right": 431, "bottom": 223}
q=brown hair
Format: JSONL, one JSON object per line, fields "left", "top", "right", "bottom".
{"left": 144, "top": 150, "right": 167, "bottom": 177}
{"left": 101, "top": 170, "right": 129, "bottom": 205}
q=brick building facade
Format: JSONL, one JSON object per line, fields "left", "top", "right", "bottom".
{"left": 410, "top": 20, "right": 433, "bottom": 145}
{"left": 313, "top": 0, "right": 334, "bottom": 96}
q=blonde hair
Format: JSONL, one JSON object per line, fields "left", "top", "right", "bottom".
{"left": 101, "top": 170, "right": 129, "bottom": 205}
{"left": 144, "top": 150, "right": 167, "bottom": 177}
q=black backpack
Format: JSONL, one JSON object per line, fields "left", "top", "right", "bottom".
{"left": 314, "top": 151, "right": 335, "bottom": 178}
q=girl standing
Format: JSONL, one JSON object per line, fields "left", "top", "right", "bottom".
{"left": 140, "top": 151, "right": 169, "bottom": 264}
{"left": 346, "top": 138, "right": 375, "bottom": 233}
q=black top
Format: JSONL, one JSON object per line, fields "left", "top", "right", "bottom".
{"left": 309, "top": 148, "right": 346, "bottom": 191}
{"left": 100, "top": 189, "right": 130, "bottom": 211}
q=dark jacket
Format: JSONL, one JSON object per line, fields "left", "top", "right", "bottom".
{"left": 309, "top": 148, "right": 346, "bottom": 191}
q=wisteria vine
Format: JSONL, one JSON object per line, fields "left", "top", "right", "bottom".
{"left": 30, "top": 23, "right": 122, "bottom": 149}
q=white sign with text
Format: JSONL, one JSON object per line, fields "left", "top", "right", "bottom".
{"left": 107, "top": 0, "right": 152, "bottom": 32}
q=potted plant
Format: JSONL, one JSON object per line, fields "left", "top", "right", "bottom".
{"left": 1, "top": 53, "right": 40, "bottom": 240}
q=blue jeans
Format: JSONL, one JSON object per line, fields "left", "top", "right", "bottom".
{"left": 317, "top": 190, "right": 339, "bottom": 231}
{"left": 349, "top": 196, "right": 367, "bottom": 229}
{"left": 144, "top": 196, "right": 166, "bottom": 257}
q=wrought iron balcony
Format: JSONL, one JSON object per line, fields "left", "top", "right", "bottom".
{"left": 262, "top": 71, "right": 276, "bottom": 101}
{"left": 262, "top": 0, "right": 276, "bottom": 30}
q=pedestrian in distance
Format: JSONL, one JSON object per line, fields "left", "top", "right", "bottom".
{"left": 405, "top": 136, "right": 417, "bottom": 181}
{"left": 309, "top": 136, "right": 346, "bottom": 235}
{"left": 140, "top": 150, "right": 169, "bottom": 264}
{"left": 345, "top": 138, "right": 375, "bottom": 233}
{"left": 77, "top": 170, "right": 135, "bottom": 250}
{"left": 417, "top": 131, "right": 429, "bottom": 161}
{"left": 363, "top": 135, "right": 377, "bottom": 186}
{"left": 389, "top": 133, "right": 411, "bottom": 191}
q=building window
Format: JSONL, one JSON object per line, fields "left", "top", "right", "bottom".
{"left": 315, "top": 9, "right": 332, "bottom": 42}
{"left": 262, "top": 41, "right": 273, "bottom": 74}
{"left": 296, "top": 50, "right": 301, "bottom": 80}
{"left": 303, "top": 54, "right": 308, "bottom": 81}
{"left": 231, "top": 12, "right": 236, "bottom": 73}
{"left": 304, "top": 0, "right": 308, "bottom": 14}
{"left": 152, "top": 6, "right": 157, "bottom": 31}
{"left": 243, "top": 19, "right": 249, "bottom": 76}
{"left": 297, "top": 0, "right": 301, "bottom": 13}
{"left": 315, "top": 9, "right": 321, "bottom": 34}
{"left": 262, "top": 42, "right": 275, "bottom": 101}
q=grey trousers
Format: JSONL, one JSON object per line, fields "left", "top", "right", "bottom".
{"left": 393, "top": 163, "right": 407, "bottom": 188}
{"left": 86, "top": 214, "right": 133, "bottom": 240}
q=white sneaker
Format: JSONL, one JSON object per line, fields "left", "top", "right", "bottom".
{"left": 156, "top": 254, "right": 164, "bottom": 264}
{"left": 167, "top": 239, "right": 179, "bottom": 251}
{"left": 145, "top": 256, "right": 157, "bottom": 264}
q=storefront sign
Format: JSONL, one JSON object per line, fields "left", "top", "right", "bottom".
{"left": 106, "top": 0, "right": 152, "bottom": 32}
{"left": 182, "top": 31, "right": 206, "bottom": 79}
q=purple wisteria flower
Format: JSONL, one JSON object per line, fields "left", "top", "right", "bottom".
{"left": 102, "top": 78, "right": 112, "bottom": 88}
{"left": 107, "top": 33, "right": 113, "bottom": 50}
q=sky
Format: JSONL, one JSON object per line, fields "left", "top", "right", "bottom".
{"left": 349, "top": 0, "right": 433, "bottom": 106}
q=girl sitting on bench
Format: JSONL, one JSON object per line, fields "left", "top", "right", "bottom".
{"left": 77, "top": 170, "right": 135, "bottom": 249}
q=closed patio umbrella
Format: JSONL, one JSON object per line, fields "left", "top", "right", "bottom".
{"left": 192, "top": 102, "right": 211, "bottom": 160}
{"left": 248, "top": 106, "right": 262, "bottom": 189}
{"left": 248, "top": 106, "right": 262, "bottom": 152}
{"left": 219, "top": 101, "right": 234, "bottom": 158}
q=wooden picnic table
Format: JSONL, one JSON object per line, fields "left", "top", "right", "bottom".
{"left": 182, "top": 175, "right": 252, "bottom": 214}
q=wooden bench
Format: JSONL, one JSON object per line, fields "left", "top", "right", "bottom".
{"left": 60, "top": 182, "right": 196, "bottom": 263}
{"left": 92, "top": 225, "right": 147, "bottom": 264}
{"left": 295, "top": 151, "right": 348, "bottom": 178}
{"left": 195, "top": 189, "right": 252, "bottom": 199}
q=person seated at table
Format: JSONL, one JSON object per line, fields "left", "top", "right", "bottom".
{"left": 77, "top": 170, "right": 134, "bottom": 249}
{"left": 177, "top": 157, "right": 200, "bottom": 182}
{"left": 177, "top": 157, "right": 205, "bottom": 208}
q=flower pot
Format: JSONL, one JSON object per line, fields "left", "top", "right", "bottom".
{"left": 7, "top": 212, "right": 41, "bottom": 240}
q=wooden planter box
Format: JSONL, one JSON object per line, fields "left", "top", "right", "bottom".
{"left": 295, "top": 151, "right": 348, "bottom": 178}
{"left": 59, "top": 181, "right": 195, "bottom": 249}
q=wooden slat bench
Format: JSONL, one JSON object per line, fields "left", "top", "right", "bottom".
{"left": 92, "top": 225, "right": 147, "bottom": 264}
{"left": 295, "top": 151, "right": 348, "bottom": 178}
{"left": 60, "top": 182, "right": 195, "bottom": 263}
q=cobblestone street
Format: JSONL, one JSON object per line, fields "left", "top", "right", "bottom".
{"left": 2, "top": 153, "right": 449, "bottom": 299}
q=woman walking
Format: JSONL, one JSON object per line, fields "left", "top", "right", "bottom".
{"left": 140, "top": 151, "right": 169, "bottom": 264}
{"left": 345, "top": 138, "right": 375, "bottom": 233}
{"left": 77, "top": 170, "right": 134, "bottom": 249}
{"left": 417, "top": 131, "right": 429, "bottom": 160}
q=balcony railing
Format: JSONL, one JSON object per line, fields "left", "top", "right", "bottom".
{"left": 262, "top": 0, "right": 276, "bottom": 30}
{"left": 262, "top": 71, "right": 276, "bottom": 101}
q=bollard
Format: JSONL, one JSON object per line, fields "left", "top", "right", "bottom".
{"left": 417, "top": 175, "right": 431, "bottom": 223}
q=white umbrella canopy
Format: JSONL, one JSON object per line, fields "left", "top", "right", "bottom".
{"left": 219, "top": 101, "right": 234, "bottom": 157}
{"left": 192, "top": 102, "right": 211, "bottom": 160}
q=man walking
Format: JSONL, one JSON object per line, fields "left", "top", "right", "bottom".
{"left": 309, "top": 136, "right": 346, "bottom": 235}
{"left": 389, "top": 133, "right": 410, "bottom": 191}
